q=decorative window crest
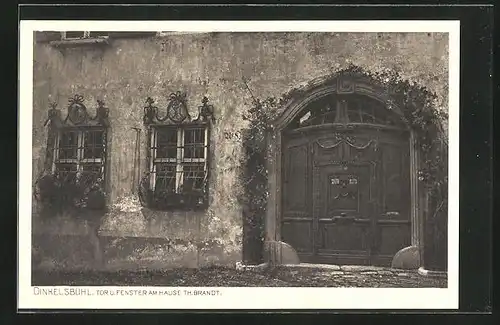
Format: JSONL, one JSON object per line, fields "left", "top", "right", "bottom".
{"left": 44, "top": 94, "right": 110, "bottom": 128}
{"left": 143, "top": 91, "right": 216, "bottom": 126}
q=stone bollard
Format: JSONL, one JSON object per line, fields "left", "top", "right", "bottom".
{"left": 263, "top": 240, "right": 300, "bottom": 265}
{"left": 391, "top": 245, "right": 420, "bottom": 269}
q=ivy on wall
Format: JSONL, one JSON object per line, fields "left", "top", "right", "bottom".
{"left": 240, "top": 64, "right": 449, "bottom": 265}
{"left": 239, "top": 97, "right": 282, "bottom": 264}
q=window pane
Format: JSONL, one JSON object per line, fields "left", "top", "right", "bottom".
{"left": 360, "top": 111, "right": 375, "bottom": 124}
{"left": 154, "top": 163, "right": 176, "bottom": 192}
{"left": 347, "top": 104, "right": 363, "bottom": 123}
{"left": 184, "top": 144, "right": 206, "bottom": 159}
{"left": 347, "top": 110, "right": 361, "bottom": 123}
{"left": 184, "top": 128, "right": 205, "bottom": 159}
{"left": 58, "top": 131, "right": 78, "bottom": 159}
{"left": 322, "top": 110, "right": 337, "bottom": 124}
{"left": 346, "top": 97, "right": 400, "bottom": 125}
{"left": 65, "top": 31, "right": 86, "bottom": 39}
{"left": 298, "top": 111, "right": 311, "bottom": 124}
{"left": 83, "top": 130, "right": 105, "bottom": 159}
{"left": 156, "top": 128, "right": 177, "bottom": 158}
{"left": 184, "top": 128, "right": 205, "bottom": 145}
{"left": 182, "top": 163, "right": 206, "bottom": 191}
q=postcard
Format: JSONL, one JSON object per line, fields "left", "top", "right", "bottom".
{"left": 18, "top": 19, "right": 459, "bottom": 310}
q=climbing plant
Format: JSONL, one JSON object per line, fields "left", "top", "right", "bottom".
{"left": 34, "top": 171, "right": 107, "bottom": 220}
{"left": 240, "top": 97, "right": 280, "bottom": 264}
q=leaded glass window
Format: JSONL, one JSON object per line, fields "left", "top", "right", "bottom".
{"left": 149, "top": 126, "right": 209, "bottom": 195}
{"left": 52, "top": 128, "right": 107, "bottom": 188}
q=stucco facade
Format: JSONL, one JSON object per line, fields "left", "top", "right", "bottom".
{"left": 31, "top": 31, "right": 448, "bottom": 271}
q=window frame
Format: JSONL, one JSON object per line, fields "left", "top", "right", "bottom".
{"left": 149, "top": 125, "right": 209, "bottom": 195}
{"left": 61, "top": 31, "right": 90, "bottom": 40}
{"left": 60, "top": 31, "right": 110, "bottom": 40}
{"left": 139, "top": 93, "right": 215, "bottom": 211}
{"left": 52, "top": 127, "right": 108, "bottom": 186}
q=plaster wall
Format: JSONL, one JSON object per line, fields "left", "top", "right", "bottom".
{"left": 31, "top": 32, "right": 449, "bottom": 269}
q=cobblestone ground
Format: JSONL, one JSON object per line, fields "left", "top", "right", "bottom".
{"left": 32, "top": 265, "right": 447, "bottom": 288}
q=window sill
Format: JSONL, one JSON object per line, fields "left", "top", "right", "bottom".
{"left": 147, "top": 205, "right": 208, "bottom": 213}
{"left": 156, "top": 32, "right": 209, "bottom": 37}
{"left": 50, "top": 36, "right": 110, "bottom": 48}
{"left": 146, "top": 199, "right": 209, "bottom": 212}
{"left": 139, "top": 190, "right": 209, "bottom": 212}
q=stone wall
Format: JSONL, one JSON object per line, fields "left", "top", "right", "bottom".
{"left": 32, "top": 32, "right": 449, "bottom": 270}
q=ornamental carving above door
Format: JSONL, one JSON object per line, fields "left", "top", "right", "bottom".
{"left": 329, "top": 174, "right": 359, "bottom": 209}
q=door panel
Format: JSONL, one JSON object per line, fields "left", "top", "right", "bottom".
{"left": 283, "top": 144, "right": 308, "bottom": 212}
{"left": 318, "top": 223, "right": 369, "bottom": 252}
{"left": 380, "top": 142, "right": 411, "bottom": 219}
{"left": 281, "top": 128, "right": 411, "bottom": 267}
{"left": 281, "top": 220, "right": 314, "bottom": 253}
{"left": 281, "top": 138, "right": 313, "bottom": 254}
{"left": 313, "top": 163, "right": 375, "bottom": 263}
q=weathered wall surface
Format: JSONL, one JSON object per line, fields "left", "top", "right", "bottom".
{"left": 31, "top": 32, "right": 448, "bottom": 269}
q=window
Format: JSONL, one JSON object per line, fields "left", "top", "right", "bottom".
{"left": 139, "top": 93, "right": 215, "bottom": 210}
{"left": 49, "top": 32, "right": 111, "bottom": 49}
{"left": 292, "top": 94, "right": 406, "bottom": 129}
{"left": 62, "top": 31, "right": 89, "bottom": 39}
{"left": 61, "top": 31, "right": 109, "bottom": 40}
{"left": 53, "top": 128, "right": 107, "bottom": 188}
{"left": 149, "top": 126, "right": 208, "bottom": 196}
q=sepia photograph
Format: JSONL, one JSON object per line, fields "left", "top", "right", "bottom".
{"left": 18, "top": 20, "right": 459, "bottom": 310}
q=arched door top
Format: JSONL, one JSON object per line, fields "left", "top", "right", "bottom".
{"left": 273, "top": 74, "right": 407, "bottom": 132}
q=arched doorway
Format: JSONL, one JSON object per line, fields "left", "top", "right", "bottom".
{"left": 272, "top": 77, "right": 417, "bottom": 267}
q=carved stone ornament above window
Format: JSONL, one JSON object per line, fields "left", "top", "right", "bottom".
{"left": 143, "top": 91, "right": 216, "bottom": 126}
{"left": 44, "top": 94, "right": 110, "bottom": 128}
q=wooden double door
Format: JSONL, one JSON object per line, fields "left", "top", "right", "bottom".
{"left": 281, "top": 128, "right": 411, "bottom": 266}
